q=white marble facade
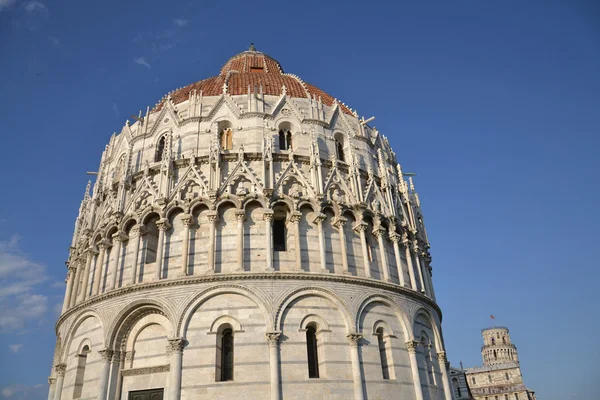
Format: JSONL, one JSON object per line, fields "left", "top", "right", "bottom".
{"left": 50, "top": 47, "right": 451, "bottom": 400}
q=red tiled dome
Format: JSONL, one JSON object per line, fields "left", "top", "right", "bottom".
{"left": 154, "top": 47, "right": 353, "bottom": 115}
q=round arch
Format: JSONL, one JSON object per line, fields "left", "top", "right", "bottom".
{"left": 106, "top": 299, "right": 174, "bottom": 350}
{"left": 275, "top": 287, "right": 353, "bottom": 333}
{"left": 412, "top": 306, "right": 444, "bottom": 352}
{"left": 60, "top": 310, "right": 105, "bottom": 362}
{"left": 178, "top": 284, "right": 271, "bottom": 337}
{"left": 355, "top": 294, "right": 411, "bottom": 340}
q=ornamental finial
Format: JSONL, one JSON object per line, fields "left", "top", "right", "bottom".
{"left": 249, "top": 43, "right": 256, "bottom": 51}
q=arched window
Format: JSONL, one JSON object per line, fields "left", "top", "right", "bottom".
{"left": 334, "top": 133, "right": 345, "bottom": 162}
{"left": 505, "top": 372, "right": 510, "bottom": 380}
{"left": 452, "top": 378, "right": 462, "bottom": 398}
{"left": 273, "top": 217, "right": 286, "bottom": 251}
{"left": 376, "top": 327, "right": 390, "bottom": 379}
{"left": 73, "top": 345, "right": 90, "bottom": 398}
{"left": 472, "top": 377, "right": 476, "bottom": 384}
{"left": 493, "top": 350, "right": 497, "bottom": 359}
{"left": 491, "top": 337, "right": 495, "bottom": 345}
{"left": 286, "top": 131, "right": 292, "bottom": 150}
{"left": 216, "top": 327, "right": 234, "bottom": 381}
{"left": 155, "top": 136, "right": 166, "bottom": 162}
{"left": 488, "top": 374, "right": 492, "bottom": 383}
{"left": 306, "top": 325, "right": 319, "bottom": 378}
{"left": 502, "top": 336, "right": 506, "bottom": 344}
{"left": 220, "top": 128, "right": 233, "bottom": 150}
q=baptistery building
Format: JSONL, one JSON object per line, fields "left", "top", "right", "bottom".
{"left": 49, "top": 46, "right": 451, "bottom": 400}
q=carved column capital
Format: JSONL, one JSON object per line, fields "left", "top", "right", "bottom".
{"left": 346, "top": 332, "right": 363, "bottom": 346}
{"left": 235, "top": 210, "right": 246, "bottom": 222}
{"left": 266, "top": 331, "right": 281, "bottom": 347}
{"left": 97, "top": 239, "right": 111, "bottom": 251}
{"left": 84, "top": 246, "right": 99, "bottom": 256}
{"left": 181, "top": 214, "right": 195, "bottom": 227}
{"left": 263, "top": 209, "right": 274, "bottom": 222}
{"left": 353, "top": 221, "right": 368, "bottom": 233}
{"left": 389, "top": 232, "right": 401, "bottom": 242}
{"left": 372, "top": 226, "right": 386, "bottom": 239}
{"left": 99, "top": 349, "right": 114, "bottom": 361}
{"left": 332, "top": 216, "right": 347, "bottom": 229}
{"left": 129, "top": 224, "right": 148, "bottom": 237}
{"left": 289, "top": 212, "right": 302, "bottom": 224}
{"left": 54, "top": 363, "right": 67, "bottom": 376}
{"left": 166, "top": 338, "right": 186, "bottom": 355}
{"left": 312, "top": 213, "right": 326, "bottom": 225}
{"left": 207, "top": 211, "right": 219, "bottom": 223}
{"left": 405, "top": 340, "right": 419, "bottom": 354}
{"left": 437, "top": 351, "right": 447, "bottom": 363}
{"left": 156, "top": 218, "right": 171, "bottom": 232}
{"left": 48, "top": 377, "right": 56, "bottom": 386}
{"left": 112, "top": 231, "right": 128, "bottom": 244}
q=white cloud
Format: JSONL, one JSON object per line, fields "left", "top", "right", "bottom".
{"left": 134, "top": 57, "right": 151, "bottom": 69}
{"left": 0, "top": 235, "right": 53, "bottom": 333}
{"left": 8, "top": 344, "right": 22, "bottom": 353}
{"left": 1, "top": 383, "right": 46, "bottom": 399}
{"left": 23, "top": 1, "right": 47, "bottom": 15}
{"left": 173, "top": 18, "right": 187, "bottom": 27}
{"left": 0, "top": 0, "right": 17, "bottom": 13}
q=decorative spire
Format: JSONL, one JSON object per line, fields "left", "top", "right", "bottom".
{"left": 249, "top": 43, "right": 256, "bottom": 51}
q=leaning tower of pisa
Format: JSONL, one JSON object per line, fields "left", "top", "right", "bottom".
{"left": 49, "top": 46, "right": 452, "bottom": 400}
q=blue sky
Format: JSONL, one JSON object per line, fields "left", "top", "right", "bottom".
{"left": 0, "top": 0, "right": 598, "bottom": 399}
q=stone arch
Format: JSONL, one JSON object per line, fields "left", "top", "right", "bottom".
{"left": 243, "top": 196, "right": 269, "bottom": 210}
{"left": 355, "top": 294, "right": 411, "bottom": 340}
{"left": 76, "top": 338, "right": 93, "bottom": 355}
{"left": 140, "top": 209, "right": 162, "bottom": 225}
{"left": 125, "top": 313, "right": 172, "bottom": 351}
{"left": 412, "top": 307, "right": 444, "bottom": 352}
{"left": 120, "top": 216, "right": 138, "bottom": 233}
{"left": 178, "top": 284, "right": 272, "bottom": 337}
{"left": 165, "top": 204, "right": 186, "bottom": 219}
{"left": 215, "top": 197, "right": 242, "bottom": 211}
{"left": 189, "top": 198, "right": 213, "bottom": 213}
{"left": 106, "top": 299, "right": 174, "bottom": 350}
{"left": 296, "top": 199, "right": 320, "bottom": 213}
{"left": 269, "top": 198, "right": 294, "bottom": 215}
{"left": 60, "top": 310, "right": 105, "bottom": 362}
{"left": 208, "top": 315, "right": 244, "bottom": 334}
{"left": 299, "top": 314, "right": 329, "bottom": 332}
{"left": 275, "top": 287, "right": 353, "bottom": 332}
{"left": 372, "top": 320, "right": 395, "bottom": 337}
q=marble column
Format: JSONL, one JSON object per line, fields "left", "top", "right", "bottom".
{"left": 266, "top": 332, "right": 282, "bottom": 400}
{"left": 264, "top": 210, "right": 274, "bottom": 271}
{"left": 180, "top": 214, "right": 194, "bottom": 276}
{"left": 52, "top": 364, "right": 66, "bottom": 400}
{"left": 70, "top": 260, "right": 83, "bottom": 307}
{"left": 61, "top": 265, "right": 76, "bottom": 313}
{"left": 354, "top": 222, "right": 371, "bottom": 278}
{"left": 390, "top": 233, "right": 406, "bottom": 286}
{"left": 235, "top": 210, "right": 246, "bottom": 271}
{"left": 313, "top": 213, "right": 328, "bottom": 273}
{"left": 129, "top": 225, "right": 146, "bottom": 285}
{"left": 107, "top": 351, "right": 121, "bottom": 400}
{"left": 403, "top": 238, "right": 418, "bottom": 290}
{"left": 154, "top": 218, "right": 171, "bottom": 281}
{"left": 438, "top": 351, "right": 453, "bottom": 400}
{"left": 290, "top": 212, "right": 302, "bottom": 271}
{"left": 108, "top": 232, "right": 127, "bottom": 290}
{"left": 333, "top": 216, "right": 349, "bottom": 274}
{"left": 373, "top": 226, "right": 391, "bottom": 282}
{"left": 167, "top": 338, "right": 186, "bottom": 400}
{"left": 97, "top": 349, "right": 113, "bottom": 400}
{"left": 207, "top": 211, "right": 218, "bottom": 273}
{"left": 79, "top": 249, "right": 96, "bottom": 302}
{"left": 47, "top": 377, "right": 56, "bottom": 400}
{"left": 413, "top": 243, "right": 426, "bottom": 294}
{"left": 406, "top": 341, "right": 424, "bottom": 400}
{"left": 347, "top": 333, "right": 365, "bottom": 400}
{"left": 92, "top": 241, "right": 109, "bottom": 296}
